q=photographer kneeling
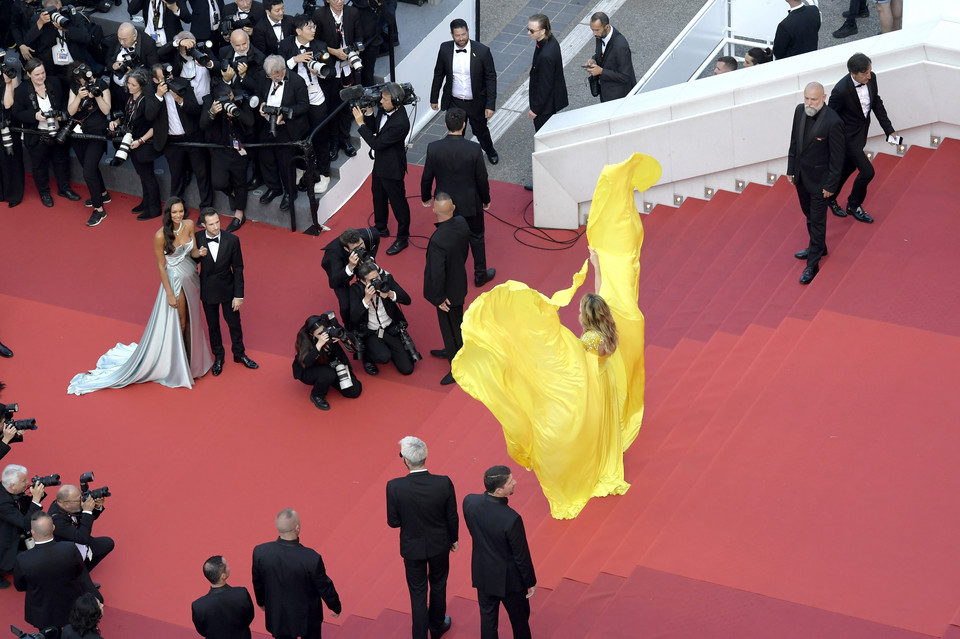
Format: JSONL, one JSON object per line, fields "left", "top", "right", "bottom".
{"left": 48, "top": 484, "right": 114, "bottom": 576}
{"left": 293, "top": 314, "right": 362, "bottom": 411}
{"left": 0, "top": 465, "right": 45, "bottom": 589}
{"left": 349, "top": 261, "right": 416, "bottom": 376}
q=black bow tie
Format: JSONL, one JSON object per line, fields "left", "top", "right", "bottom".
{"left": 455, "top": 48, "right": 466, "bottom": 53}
{"left": 207, "top": 236, "right": 219, "bottom": 243}
{"left": 300, "top": 45, "right": 309, "bottom": 51}
{"left": 855, "top": 82, "right": 865, "bottom": 88}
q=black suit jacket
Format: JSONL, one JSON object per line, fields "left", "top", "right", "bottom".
{"left": 348, "top": 272, "right": 410, "bottom": 328}
{"left": 423, "top": 216, "right": 469, "bottom": 307}
{"left": 217, "top": 44, "right": 266, "bottom": 94}
{"left": 828, "top": 72, "right": 895, "bottom": 149}
{"left": 257, "top": 71, "right": 309, "bottom": 140}
{"left": 13, "top": 540, "right": 86, "bottom": 629}
{"left": 462, "top": 493, "right": 536, "bottom": 598}
{"left": 150, "top": 76, "right": 203, "bottom": 137}
{"left": 127, "top": 0, "right": 190, "bottom": 45}
{"left": 251, "top": 537, "right": 342, "bottom": 638}
{"left": 122, "top": 91, "right": 168, "bottom": 158}
{"left": 529, "top": 36, "right": 568, "bottom": 117}
{"left": 23, "top": 21, "right": 94, "bottom": 73}
{"left": 251, "top": 15, "right": 293, "bottom": 56}
{"left": 320, "top": 227, "right": 381, "bottom": 290}
{"left": 594, "top": 28, "right": 636, "bottom": 101}
{"left": 313, "top": 4, "right": 361, "bottom": 59}
{"left": 787, "top": 103, "right": 845, "bottom": 195}
{"left": 191, "top": 583, "right": 255, "bottom": 639}
{"left": 105, "top": 30, "right": 161, "bottom": 75}
{"left": 195, "top": 229, "right": 244, "bottom": 304}
{"left": 199, "top": 92, "right": 255, "bottom": 146}
{"left": 223, "top": 0, "right": 265, "bottom": 26}
{"left": 420, "top": 134, "right": 489, "bottom": 218}
{"left": 773, "top": 5, "right": 820, "bottom": 60}
{"left": 386, "top": 471, "right": 458, "bottom": 561}
{"left": 358, "top": 106, "right": 409, "bottom": 180}
{"left": 0, "top": 487, "right": 42, "bottom": 573}
{"left": 185, "top": 0, "right": 226, "bottom": 41}
{"left": 47, "top": 501, "right": 105, "bottom": 546}
{"left": 430, "top": 39, "right": 497, "bottom": 113}
{"left": 13, "top": 78, "right": 68, "bottom": 147}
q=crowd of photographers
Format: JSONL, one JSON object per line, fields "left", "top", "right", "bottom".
{"left": 0, "top": 383, "right": 114, "bottom": 638}
{"left": 0, "top": 0, "right": 399, "bottom": 228}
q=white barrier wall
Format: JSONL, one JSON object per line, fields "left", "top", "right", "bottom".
{"left": 530, "top": 8, "right": 960, "bottom": 229}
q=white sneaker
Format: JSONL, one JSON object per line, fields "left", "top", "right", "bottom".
{"left": 314, "top": 175, "right": 331, "bottom": 194}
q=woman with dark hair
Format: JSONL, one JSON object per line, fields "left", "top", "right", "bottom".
{"left": 109, "top": 67, "right": 166, "bottom": 220}
{"left": 744, "top": 47, "right": 773, "bottom": 67}
{"left": 62, "top": 593, "right": 104, "bottom": 639}
{"left": 0, "top": 64, "right": 24, "bottom": 207}
{"left": 293, "top": 314, "right": 362, "bottom": 410}
{"left": 12, "top": 58, "right": 82, "bottom": 207}
{"left": 67, "top": 62, "right": 112, "bottom": 227}
{"left": 68, "top": 198, "right": 213, "bottom": 394}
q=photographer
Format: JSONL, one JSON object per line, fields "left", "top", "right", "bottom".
{"left": 47, "top": 485, "right": 114, "bottom": 577}
{"left": 128, "top": 0, "right": 189, "bottom": 48}
{"left": 218, "top": 28, "right": 265, "bottom": 96}
{"left": 13, "top": 59, "right": 82, "bottom": 207}
{"left": 23, "top": 0, "right": 95, "bottom": 83}
{"left": 320, "top": 226, "right": 380, "bottom": 328}
{"left": 293, "top": 314, "right": 362, "bottom": 411}
{"left": 111, "top": 68, "right": 167, "bottom": 219}
{"left": 314, "top": 0, "right": 360, "bottom": 160}
{"left": 158, "top": 31, "right": 217, "bottom": 100}
{"left": 151, "top": 58, "right": 214, "bottom": 209}
{"left": 349, "top": 260, "right": 415, "bottom": 376}
{"left": 66, "top": 62, "right": 112, "bottom": 227}
{"left": 0, "top": 64, "right": 25, "bottom": 208}
{"left": 1, "top": 423, "right": 22, "bottom": 462}
{"left": 0, "top": 465, "right": 45, "bottom": 589}
{"left": 222, "top": 0, "right": 265, "bottom": 37}
{"left": 107, "top": 23, "right": 160, "bottom": 109}
{"left": 200, "top": 82, "right": 255, "bottom": 231}
{"left": 256, "top": 54, "right": 308, "bottom": 212}
{"left": 279, "top": 13, "right": 331, "bottom": 194}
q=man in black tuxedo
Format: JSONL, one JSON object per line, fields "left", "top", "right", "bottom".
{"left": 429, "top": 18, "right": 499, "bottom": 164}
{"left": 387, "top": 436, "right": 458, "bottom": 639}
{"left": 195, "top": 208, "right": 259, "bottom": 375}
{"left": 827, "top": 52, "right": 898, "bottom": 224}
{"left": 585, "top": 12, "right": 636, "bottom": 102}
{"left": 321, "top": 226, "right": 380, "bottom": 329}
{"left": 0, "top": 465, "right": 45, "bottom": 589}
{"left": 185, "top": 0, "right": 226, "bottom": 45}
{"left": 219, "top": 28, "right": 266, "bottom": 95}
{"left": 349, "top": 260, "right": 415, "bottom": 375}
{"left": 252, "top": 508, "right": 342, "bottom": 639}
{"left": 107, "top": 23, "right": 161, "bottom": 109}
{"left": 257, "top": 54, "right": 309, "bottom": 211}
{"left": 47, "top": 485, "right": 114, "bottom": 574}
{"left": 773, "top": 0, "right": 820, "bottom": 60}
{"left": 128, "top": 0, "right": 189, "bottom": 48}
{"left": 191, "top": 555, "right": 255, "bottom": 639}
{"left": 223, "top": 0, "right": 265, "bottom": 34}
{"left": 462, "top": 465, "right": 536, "bottom": 639}
{"left": 526, "top": 13, "right": 567, "bottom": 132}
{"left": 353, "top": 82, "right": 411, "bottom": 255}
{"left": 315, "top": 0, "right": 361, "bottom": 160}
{"left": 786, "top": 82, "right": 844, "bottom": 286}
{"left": 421, "top": 107, "right": 494, "bottom": 288}
{"left": 423, "top": 193, "right": 469, "bottom": 386}
{"left": 14, "top": 513, "right": 94, "bottom": 631}
{"left": 251, "top": 0, "right": 292, "bottom": 56}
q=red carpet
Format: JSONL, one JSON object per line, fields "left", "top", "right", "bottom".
{"left": 1, "top": 141, "right": 959, "bottom": 638}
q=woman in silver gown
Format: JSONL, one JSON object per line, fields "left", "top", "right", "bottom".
{"left": 68, "top": 199, "right": 214, "bottom": 394}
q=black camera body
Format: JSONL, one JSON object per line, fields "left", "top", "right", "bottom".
{"left": 42, "top": 4, "right": 76, "bottom": 27}
{"left": 220, "top": 54, "right": 248, "bottom": 73}
{"left": 31, "top": 474, "right": 61, "bottom": 488}
{"left": 369, "top": 277, "right": 391, "bottom": 294}
{"left": 11, "top": 624, "right": 58, "bottom": 639}
{"left": 397, "top": 321, "right": 422, "bottom": 362}
{"left": 164, "top": 76, "right": 192, "bottom": 96}
{"left": 261, "top": 105, "right": 293, "bottom": 137}
{"left": 220, "top": 16, "right": 253, "bottom": 39}
{"left": 0, "top": 51, "right": 18, "bottom": 80}
{"left": 79, "top": 471, "right": 111, "bottom": 501}
{"left": 1, "top": 403, "right": 37, "bottom": 442}
{"left": 115, "top": 52, "right": 141, "bottom": 76}
{"left": 181, "top": 39, "right": 214, "bottom": 67}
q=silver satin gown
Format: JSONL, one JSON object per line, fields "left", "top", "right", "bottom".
{"left": 67, "top": 239, "right": 214, "bottom": 395}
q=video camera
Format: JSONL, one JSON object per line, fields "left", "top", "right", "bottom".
{"left": 79, "top": 471, "right": 111, "bottom": 501}
{"left": 30, "top": 474, "right": 61, "bottom": 488}
{"left": 261, "top": 104, "right": 293, "bottom": 137}
{"left": 41, "top": 4, "right": 78, "bottom": 27}
{"left": 339, "top": 82, "right": 417, "bottom": 110}
{"left": 1, "top": 403, "right": 37, "bottom": 441}
{"left": 219, "top": 15, "right": 254, "bottom": 39}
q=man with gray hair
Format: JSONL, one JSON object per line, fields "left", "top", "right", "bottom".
{"left": 386, "top": 436, "right": 459, "bottom": 639}
{"left": 252, "top": 508, "right": 341, "bottom": 639}
{"left": 0, "top": 465, "right": 45, "bottom": 589}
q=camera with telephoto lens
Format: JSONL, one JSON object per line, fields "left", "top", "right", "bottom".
{"left": 0, "top": 50, "right": 18, "bottom": 80}
{"left": 339, "top": 81, "right": 417, "bottom": 109}
{"left": 369, "top": 276, "right": 391, "bottom": 294}
{"left": 219, "top": 15, "right": 253, "bottom": 39}
{"left": 343, "top": 42, "right": 364, "bottom": 72}
{"left": 108, "top": 114, "right": 134, "bottom": 165}
{"left": 397, "top": 321, "right": 421, "bottom": 362}
{"left": 180, "top": 39, "right": 214, "bottom": 67}
{"left": 0, "top": 119, "right": 13, "bottom": 156}
{"left": 79, "top": 471, "right": 111, "bottom": 501}
{"left": 215, "top": 94, "right": 241, "bottom": 117}
{"left": 42, "top": 4, "right": 77, "bottom": 27}
{"left": 30, "top": 474, "right": 61, "bottom": 488}
{"left": 306, "top": 52, "right": 333, "bottom": 79}
{"left": 1, "top": 403, "right": 37, "bottom": 442}
{"left": 10, "top": 625, "right": 59, "bottom": 639}
{"left": 261, "top": 104, "right": 293, "bottom": 138}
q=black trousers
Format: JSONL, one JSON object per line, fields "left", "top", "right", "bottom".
{"left": 27, "top": 140, "right": 71, "bottom": 195}
{"left": 132, "top": 154, "right": 162, "bottom": 216}
{"left": 362, "top": 327, "right": 414, "bottom": 374}
{"left": 305, "top": 101, "right": 331, "bottom": 177}
{"left": 261, "top": 139, "right": 297, "bottom": 199}
{"left": 372, "top": 174, "right": 410, "bottom": 240}
{"left": 360, "top": 44, "right": 378, "bottom": 88}
{"left": 203, "top": 300, "right": 245, "bottom": 360}
{"left": 847, "top": 0, "right": 868, "bottom": 17}
{"left": 795, "top": 180, "right": 827, "bottom": 269}
{"left": 211, "top": 148, "right": 250, "bottom": 213}
{"left": 450, "top": 96, "right": 496, "bottom": 157}
{"left": 320, "top": 75, "right": 355, "bottom": 149}
{"left": 166, "top": 134, "right": 214, "bottom": 207}
{"left": 533, "top": 110, "right": 555, "bottom": 132}
{"left": 294, "top": 360, "right": 363, "bottom": 400}
{"left": 404, "top": 552, "right": 450, "bottom": 639}
{"left": 477, "top": 589, "right": 531, "bottom": 639}
{"left": 437, "top": 304, "right": 463, "bottom": 363}
{"left": 461, "top": 213, "right": 488, "bottom": 278}
{"left": 86, "top": 535, "right": 115, "bottom": 571}
{"left": 0, "top": 131, "right": 25, "bottom": 205}
{"left": 833, "top": 143, "right": 875, "bottom": 211}
{"left": 72, "top": 138, "right": 107, "bottom": 208}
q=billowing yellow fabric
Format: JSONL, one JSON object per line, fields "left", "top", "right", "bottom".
{"left": 452, "top": 153, "right": 659, "bottom": 519}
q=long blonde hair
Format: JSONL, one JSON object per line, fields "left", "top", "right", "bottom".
{"left": 580, "top": 293, "right": 618, "bottom": 353}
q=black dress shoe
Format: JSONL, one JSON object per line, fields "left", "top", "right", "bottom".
{"left": 0, "top": 342, "right": 13, "bottom": 358}
{"left": 432, "top": 616, "right": 452, "bottom": 639}
{"left": 386, "top": 239, "right": 408, "bottom": 255}
{"left": 311, "top": 394, "right": 331, "bottom": 411}
{"left": 137, "top": 210, "right": 161, "bottom": 220}
{"left": 341, "top": 142, "right": 357, "bottom": 157}
{"left": 475, "top": 268, "right": 496, "bottom": 287}
{"left": 849, "top": 206, "right": 874, "bottom": 223}
{"left": 833, "top": 20, "right": 858, "bottom": 38}
{"left": 363, "top": 361, "right": 379, "bottom": 375}
{"left": 279, "top": 194, "right": 291, "bottom": 211}
{"left": 523, "top": 184, "right": 533, "bottom": 191}
{"left": 226, "top": 217, "right": 245, "bottom": 232}
{"left": 843, "top": 7, "right": 869, "bottom": 18}
{"left": 828, "top": 199, "right": 847, "bottom": 217}
{"left": 212, "top": 359, "right": 223, "bottom": 376}
{"left": 329, "top": 147, "right": 339, "bottom": 162}
{"left": 40, "top": 193, "right": 54, "bottom": 207}
{"left": 248, "top": 175, "right": 264, "bottom": 189}
{"left": 234, "top": 355, "right": 259, "bottom": 369}
{"left": 132, "top": 201, "right": 145, "bottom": 213}
{"left": 799, "top": 266, "right": 819, "bottom": 285}
{"left": 259, "top": 188, "right": 282, "bottom": 204}
{"left": 58, "top": 188, "right": 82, "bottom": 201}
{"left": 430, "top": 349, "right": 447, "bottom": 359}
{"left": 8, "top": 200, "right": 21, "bottom": 208}
{"left": 794, "top": 248, "right": 827, "bottom": 260}
{"left": 487, "top": 152, "right": 499, "bottom": 165}
{"left": 376, "top": 226, "right": 390, "bottom": 238}
{"left": 440, "top": 372, "right": 456, "bottom": 386}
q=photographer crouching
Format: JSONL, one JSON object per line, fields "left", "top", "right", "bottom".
{"left": 349, "top": 261, "right": 418, "bottom": 376}
{"left": 293, "top": 313, "right": 363, "bottom": 411}
{"left": 47, "top": 476, "right": 114, "bottom": 584}
{"left": 0, "top": 465, "right": 46, "bottom": 589}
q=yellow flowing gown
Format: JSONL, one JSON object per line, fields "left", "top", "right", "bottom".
{"left": 452, "top": 153, "right": 660, "bottom": 519}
